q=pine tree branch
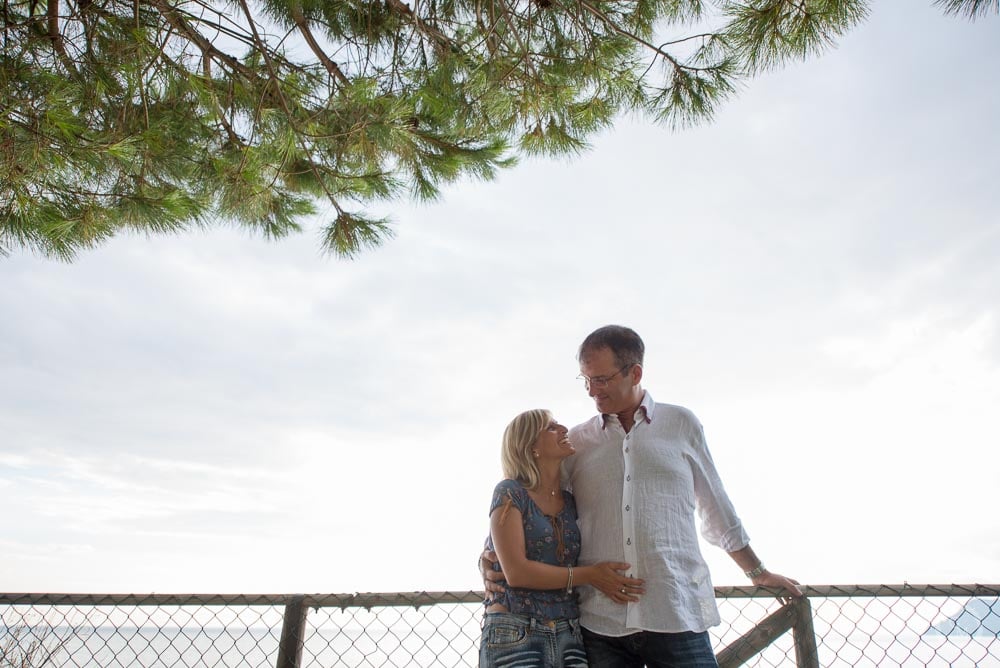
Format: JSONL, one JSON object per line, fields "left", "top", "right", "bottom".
{"left": 497, "top": 1, "right": 544, "bottom": 83}
{"left": 232, "top": 0, "right": 344, "bottom": 234}
{"left": 723, "top": 0, "right": 869, "bottom": 73}
{"left": 202, "top": 55, "right": 241, "bottom": 147}
{"left": 169, "top": 0, "right": 262, "bottom": 53}
{"left": 146, "top": 0, "right": 254, "bottom": 80}
{"left": 384, "top": 0, "right": 453, "bottom": 49}
{"left": 5, "top": 0, "right": 962, "bottom": 261}
{"left": 475, "top": 0, "right": 502, "bottom": 55}
{"left": 289, "top": 6, "right": 350, "bottom": 88}
{"left": 934, "top": 0, "right": 999, "bottom": 19}
{"left": 659, "top": 32, "right": 727, "bottom": 48}
{"left": 567, "top": 0, "right": 684, "bottom": 71}
{"left": 46, "top": 0, "right": 80, "bottom": 77}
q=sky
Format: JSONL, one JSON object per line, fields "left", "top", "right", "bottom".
{"left": 1, "top": 0, "right": 998, "bottom": 595}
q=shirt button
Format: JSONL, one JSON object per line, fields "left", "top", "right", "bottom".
{"left": 625, "top": 505, "right": 630, "bottom": 511}
{"left": 626, "top": 475, "right": 631, "bottom": 481}
{"left": 625, "top": 447, "right": 629, "bottom": 453}
{"left": 626, "top": 538, "right": 632, "bottom": 545}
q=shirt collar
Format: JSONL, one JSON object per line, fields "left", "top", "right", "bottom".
{"left": 600, "top": 391, "right": 655, "bottom": 429}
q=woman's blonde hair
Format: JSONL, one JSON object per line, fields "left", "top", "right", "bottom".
{"left": 500, "top": 409, "right": 552, "bottom": 490}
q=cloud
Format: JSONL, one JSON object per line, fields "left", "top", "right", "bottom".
{"left": 1, "top": 0, "right": 998, "bottom": 593}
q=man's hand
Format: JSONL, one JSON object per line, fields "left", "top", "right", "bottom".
{"left": 752, "top": 570, "right": 803, "bottom": 602}
{"left": 480, "top": 549, "right": 506, "bottom": 595}
{"left": 728, "top": 546, "right": 802, "bottom": 602}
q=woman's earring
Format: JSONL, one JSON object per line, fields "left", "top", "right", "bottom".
{"left": 532, "top": 451, "right": 539, "bottom": 458}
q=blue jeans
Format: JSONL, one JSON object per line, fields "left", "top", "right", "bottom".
{"left": 581, "top": 627, "right": 718, "bottom": 668}
{"left": 480, "top": 612, "right": 588, "bottom": 667}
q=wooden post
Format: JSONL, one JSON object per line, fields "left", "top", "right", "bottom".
{"left": 716, "top": 601, "right": 797, "bottom": 668}
{"left": 276, "top": 595, "right": 308, "bottom": 668}
{"left": 792, "top": 597, "right": 819, "bottom": 668}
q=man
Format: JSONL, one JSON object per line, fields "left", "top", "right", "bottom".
{"left": 484, "top": 325, "right": 800, "bottom": 667}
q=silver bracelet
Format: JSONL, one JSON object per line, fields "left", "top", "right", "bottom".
{"left": 744, "top": 563, "right": 766, "bottom": 579}
{"left": 566, "top": 564, "right": 574, "bottom": 593}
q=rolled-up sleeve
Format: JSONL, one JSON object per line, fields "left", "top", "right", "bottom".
{"left": 690, "top": 418, "right": 750, "bottom": 552}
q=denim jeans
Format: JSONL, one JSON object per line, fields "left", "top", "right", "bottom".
{"left": 480, "top": 612, "right": 589, "bottom": 667}
{"left": 581, "top": 627, "right": 718, "bottom": 668}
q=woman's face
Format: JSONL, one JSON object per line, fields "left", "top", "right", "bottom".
{"left": 533, "top": 420, "right": 574, "bottom": 461}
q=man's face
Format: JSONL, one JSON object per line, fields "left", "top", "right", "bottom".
{"left": 579, "top": 346, "right": 641, "bottom": 415}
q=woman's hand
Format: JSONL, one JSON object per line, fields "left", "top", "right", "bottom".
{"left": 583, "top": 562, "right": 645, "bottom": 604}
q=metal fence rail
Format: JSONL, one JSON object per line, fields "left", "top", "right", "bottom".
{"left": 2, "top": 585, "right": 998, "bottom": 667}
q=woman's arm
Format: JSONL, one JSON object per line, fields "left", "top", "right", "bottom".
{"left": 490, "top": 506, "right": 642, "bottom": 600}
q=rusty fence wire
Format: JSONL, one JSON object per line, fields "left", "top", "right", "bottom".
{"left": 2, "top": 585, "right": 998, "bottom": 667}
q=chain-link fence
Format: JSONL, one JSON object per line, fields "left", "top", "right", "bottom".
{"left": 2, "top": 585, "right": 998, "bottom": 667}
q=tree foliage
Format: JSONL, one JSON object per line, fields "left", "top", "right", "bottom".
{"left": 933, "top": 0, "right": 998, "bottom": 20}
{"left": 0, "top": 0, "right": 991, "bottom": 259}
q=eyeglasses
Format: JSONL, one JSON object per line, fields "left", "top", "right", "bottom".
{"left": 577, "top": 364, "right": 633, "bottom": 389}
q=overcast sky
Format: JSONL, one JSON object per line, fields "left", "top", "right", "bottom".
{"left": 2, "top": 0, "right": 998, "bottom": 595}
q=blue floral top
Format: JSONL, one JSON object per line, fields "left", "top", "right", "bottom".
{"left": 484, "top": 479, "right": 581, "bottom": 621}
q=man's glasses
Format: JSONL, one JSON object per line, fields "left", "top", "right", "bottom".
{"left": 577, "top": 364, "right": 633, "bottom": 389}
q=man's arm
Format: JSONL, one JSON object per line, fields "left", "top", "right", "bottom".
{"left": 727, "top": 545, "right": 802, "bottom": 598}
{"left": 684, "top": 415, "right": 802, "bottom": 599}
{"left": 479, "top": 549, "right": 506, "bottom": 595}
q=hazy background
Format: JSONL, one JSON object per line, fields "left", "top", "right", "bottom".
{"left": 2, "top": 0, "right": 998, "bottom": 594}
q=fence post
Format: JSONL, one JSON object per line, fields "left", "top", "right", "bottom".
{"left": 276, "top": 595, "right": 308, "bottom": 668}
{"left": 792, "top": 597, "right": 819, "bottom": 668}
{"left": 716, "top": 601, "right": 798, "bottom": 668}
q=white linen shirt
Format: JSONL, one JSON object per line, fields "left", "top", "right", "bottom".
{"left": 562, "top": 392, "right": 750, "bottom": 635}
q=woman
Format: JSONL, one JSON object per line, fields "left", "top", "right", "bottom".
{"left": 480, "top": 409, "right": 643, "bottom": 667}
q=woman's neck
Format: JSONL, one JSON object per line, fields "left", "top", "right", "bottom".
{"left": 535, "top": 463, "right": 562, "bottom": 493}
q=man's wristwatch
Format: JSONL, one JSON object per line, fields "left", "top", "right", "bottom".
{"left": 744, "top": 563, "right": 767, "bottom": 579}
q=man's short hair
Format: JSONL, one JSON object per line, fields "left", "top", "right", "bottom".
{"left": 578, "top": 325, "right": 645, "bottom": 368}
